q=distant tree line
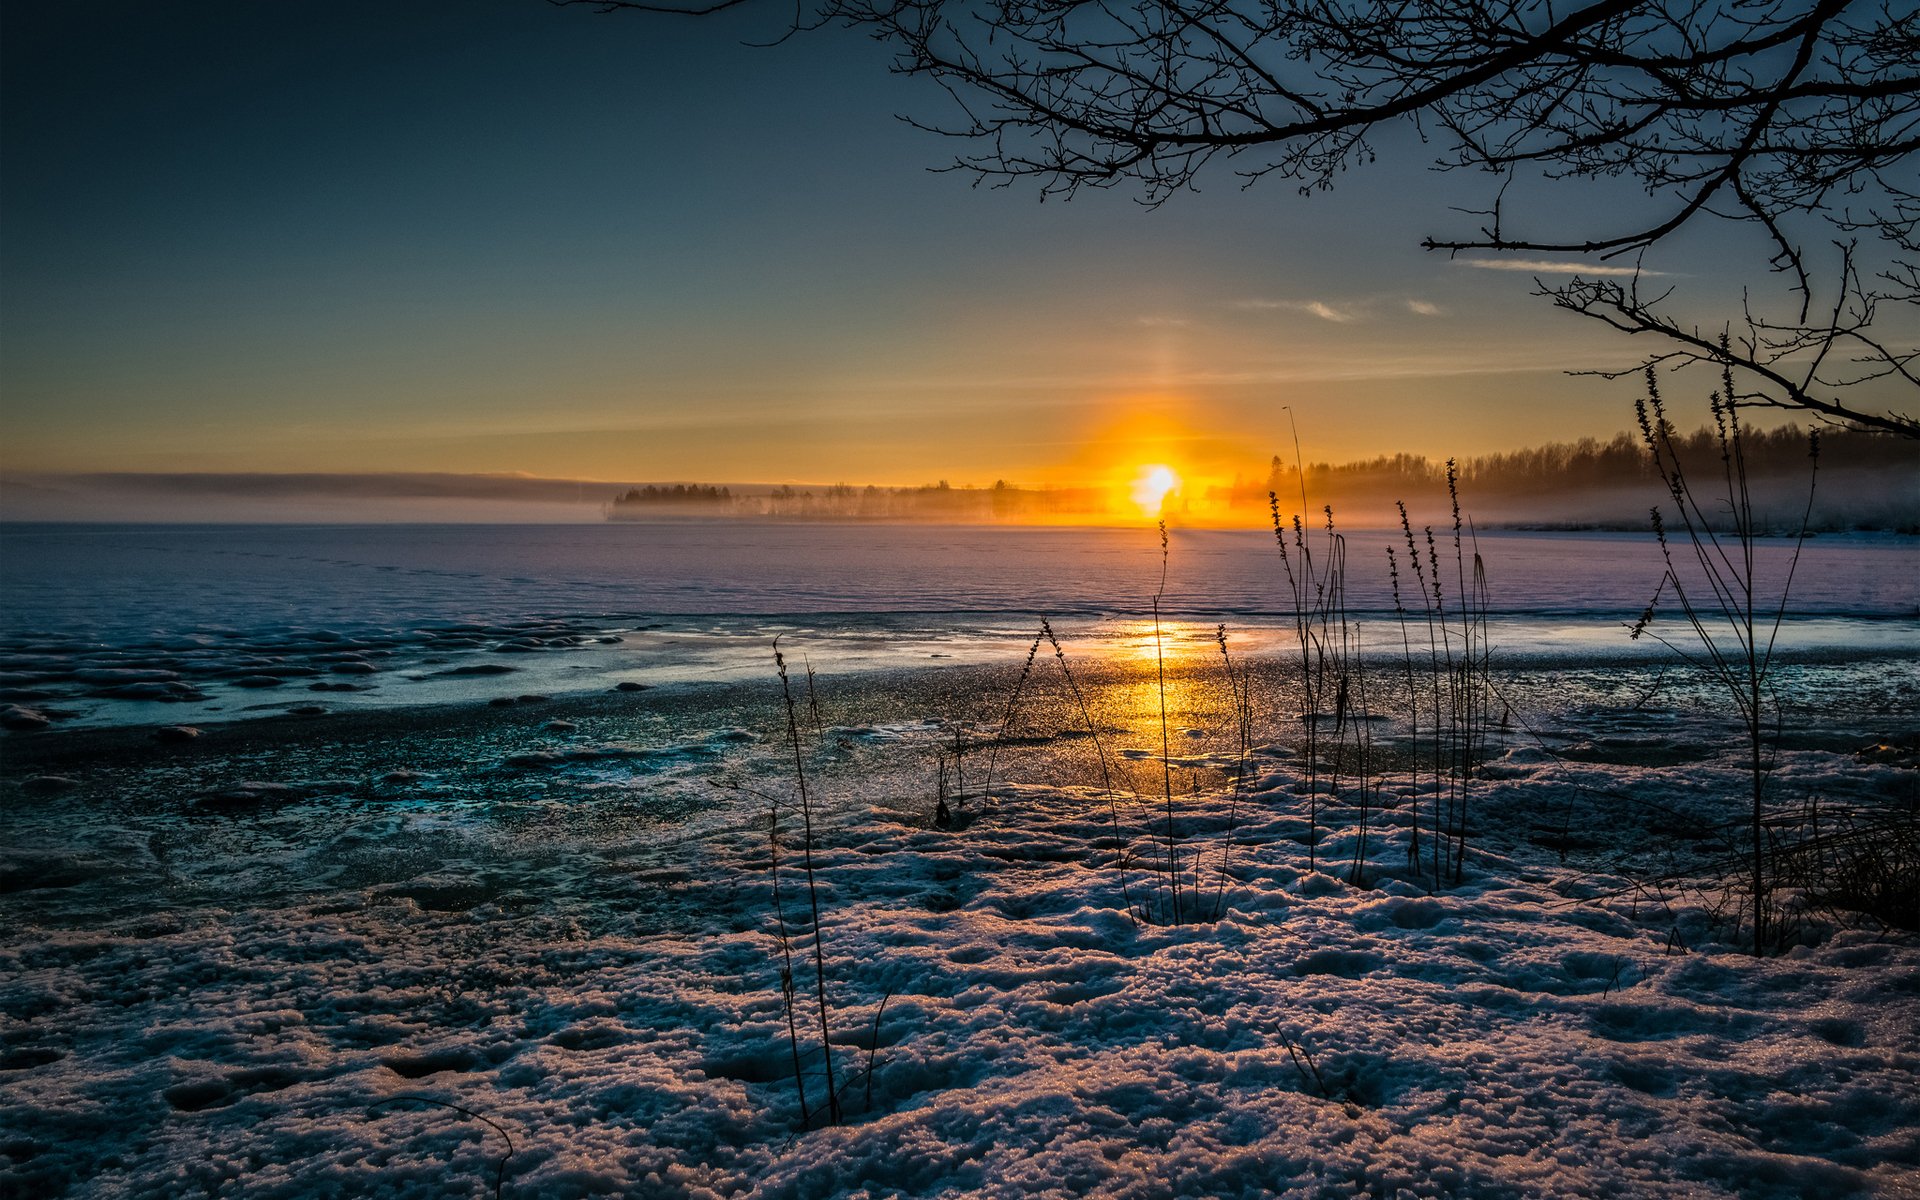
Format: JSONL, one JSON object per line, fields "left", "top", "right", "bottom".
{"left": 1236, "top": 424, "right": 1912, "bottom": 503}
{"left": 1468, "top": 425, "right": 1910, "bottom": 494}
{"left": 752, "top": 480, "right": 1102, "bottom": 520}
{"left": 615, "top": 484, "right": 734, "bottom": 505}
{"left": 606, "top": 424, "right": 1912, "bottom": 528}
{"left": 608, "top": 479, "right": 1110, "bottom": 521}
{"left": 1233, "top": 423, "right": 1914, "bottom": 530}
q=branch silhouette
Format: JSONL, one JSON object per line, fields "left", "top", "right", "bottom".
{"left": 570, "top": 0, "right": 1919, "bottom": 435}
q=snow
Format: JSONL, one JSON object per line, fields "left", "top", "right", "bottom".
{"left": 3, "top": 716, "right": 1915, "bottom": 1199}
{"left": 2, "top": 515, "right": 1913, "bottom": 1195}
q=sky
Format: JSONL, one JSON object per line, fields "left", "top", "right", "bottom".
{"left": 0, "top": 0, "right": 1820, "bottom": 516}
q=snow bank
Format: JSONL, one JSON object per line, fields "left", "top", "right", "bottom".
{"left": 3, "top": 768, "right": 1915, "bottom": 1199}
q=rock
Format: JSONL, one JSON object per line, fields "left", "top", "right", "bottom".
{"left": 92, "top": 681, "right": 207, "bottom": 702}
{"left": 440, "top": 663, "right": 519, "bottom": 676}
{"left": 613, "top": 681, "right": 649, "bottom": 693}
{"left": 0, "top": 1046, "right": 63, "bottom": 1070}
{"left": 516, "top": 694, "right": 549, "bottom": 703}
{"left": 197, "top": 781, "right": 302, "bottom": 806}
{"left": 328, "top": 661, "right": 378, "bottom": 674}
{"left": 544, "top": 719, "right": 577, "bottom": 732}
{"left": 232, "top": 675, "right": 284, "bottom": 689}
{"left": 1857, "top": 734, "right": 1920, "bottom": 768}
{"left": 0, "top": 687, "right": 60, "bottom": 701}
{"left": 153, "top": 725, "right": 202, "bottom": 742}
{"left": 72, "top": 668, "right": 179, "bottom": 684}
{"left": 22, "top": 775, "right": 78, "bottom": 793}
{"left": 488, "top": 697, "right": 518, "bottom": 707}
{"left": 0, "top": 850, "right": 96, "bottom": 892}
{"left": 1, "top": 705, "right": 50, "bottom": 732}
{"left": 294, "top": 779, "right": 358, "bottom": 795}
{"left": 378, "top": 769, "right": 425, "bottom": 785}
{"left": 308, "top": 682, "right": 368, "bottom": 693}
{"left": 286, "top": 705, "right": 327, "bottom": 717}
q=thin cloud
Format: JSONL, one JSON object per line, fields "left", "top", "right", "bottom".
{"left": 1234, "top": 298, "right": 1364, "bottom": 322}
{"left": 1407, "top": 299, "right": 1443, "bottom": 316}
{"left": 1453, "top": 258, "right": 1666, "bottom": 277}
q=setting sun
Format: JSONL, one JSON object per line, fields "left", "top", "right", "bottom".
{"left": 1130, "top": 464, "right": 1180, "bottom": 516}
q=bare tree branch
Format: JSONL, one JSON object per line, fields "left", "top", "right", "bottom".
{"left": 574, "top": 0, "right": 1920, "bottom": 436}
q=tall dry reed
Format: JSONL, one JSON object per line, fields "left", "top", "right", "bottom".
{"left": 1629, "top": 361, "right": 1818, "bottom": 951}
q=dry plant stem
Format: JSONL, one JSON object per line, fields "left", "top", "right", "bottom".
{"left": 864, "top": 990, "right": 894, "bottom": 1114}
{"left": 1401, "top": 505, "right": 1448, "bottom": 884}
{"left": 1425, "top": 525, "right": 1456, "bottom": 885}
{"left": 1323, "top": 511, "right": 1352, "bottom": 823}
{"left": 366, "top": 1096, "right": 514, "bottom": 1200}
{"left": 1214, "top": 624, "right": 1253, "bottom": 918}
{"left": 1276, "top": 1029, "right": 1334, "bottom": 1102}
{"left": 933, "top": 752, "right": 951, "bottom": 827}
{"left": 1268, "top": 496, "right": 1322, "bottom": 874}
{"left": 1387, "top": 537, "right": 1422, "bottom": 869}
{"left": 766, "top": 782, "right": 810, "bottom": 1125}
{"left": 1447, "top": 463, "right": 1474, "bottom": 883}
{"left": 1268, "top": 491, "right": 1360, "bottom": 881}
{"left": 1042, "top": 619, "right": 1142, "bottom": 928}
{"left": 980, "top": 630, "right": 1044, "bottom": 805}
{"left": 774, "top": 639, "right": 840, "bottom": 1124}
{"left": 1462, "top": 532, "right": 1494, "bottom": 880}
{"left": 1350, "top": 626, "right": 1373, "bottom": 888}
{"left": 1631, "top": 360, "right": 1819, "bottom": 952}
{"left": 706, "top": 776, "right": 814, "bottom": 1120}
{"left": 1276, "top": 417, "right": 1344, "bottom": 879}
{"left": 804, "top": 656, "right": 824, "bottom": 740}
{"left": 1300, "top": 514, "right": 1323, "bottom": 873}
{"left": 1409, "top": 521, "right": 1446, "bottom": 887}
{"left": 1153, "top": 519, "right": 1181, "bottom": 924}
{"left": 950, "top": 718, "right": 965, "bottom": 796}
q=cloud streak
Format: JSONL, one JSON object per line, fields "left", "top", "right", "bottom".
{"left": 1453, "top": 258, "right": 1666, "bottom": 277}
{"left": 1233, "top": 298, "right": 1363, "bottom": 322}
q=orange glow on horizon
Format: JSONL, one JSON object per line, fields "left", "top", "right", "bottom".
{"left": 1131, "top": 464, "right": 1181, "bottom": 517}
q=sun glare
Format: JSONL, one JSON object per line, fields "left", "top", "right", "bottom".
{"left": 1130, "top": 464, "right": 1180, "bottom": 517}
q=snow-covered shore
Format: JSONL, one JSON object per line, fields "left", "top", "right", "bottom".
{"left": 3, "top": 681, "right": 1915, "bottom": 1198}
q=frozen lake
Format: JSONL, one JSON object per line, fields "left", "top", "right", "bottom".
{"left": 4, "top": 521, "right": 1915, "bottom": 626}
{"left": 3, "top": 522, "right": 1913, "bottom": 729}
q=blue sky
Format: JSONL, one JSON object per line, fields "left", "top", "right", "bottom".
{"left": 1, "top": 0, "right": 1777, "bottom": 492}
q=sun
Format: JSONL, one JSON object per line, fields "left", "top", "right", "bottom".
{"left": 1130, "top": 464, "right": 1180, "bottom": 517}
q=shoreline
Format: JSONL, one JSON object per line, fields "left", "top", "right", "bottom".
{"left": 4, "top": 618, "right": 1915, "bottom": 1197}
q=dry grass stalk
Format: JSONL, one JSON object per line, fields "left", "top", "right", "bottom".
{"left": 774, "top": 638, "right": 841, "bottom": 1123}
